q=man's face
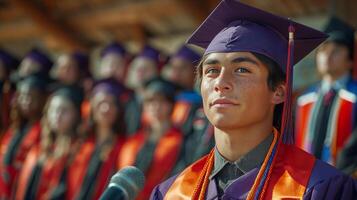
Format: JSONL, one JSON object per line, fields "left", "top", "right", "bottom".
{"left": 168, "top": 57, "right": 195, "bottom": 89}
{"left": 200, "top": 52, "right": 278, "bottom": 131}
{"left": 99, "top": 53, "right": 126, "bottom": 82}
{"left": 55, "top": 55, "right": 79, "bottom": 84}
{"left": 18, "top": 58, "right": 41, "bottom": 78}
{"left": 316, "top": 42, "right": 352, "bottom": 77}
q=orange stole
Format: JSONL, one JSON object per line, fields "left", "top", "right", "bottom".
{"left": 0, "top": 122, "right": 41, "bottom": 198}
{"left": 165, "top": 144, "right": 315, "bottom": 200}
{"left": 118, "top": 127, "right": 183, "bottom": 200}
{"left": 295, "top": 101, "right": 314, "bottom": 149}
{"left": 67, "top": 136, "right": 125, "bottom": 200}
{"left": 171, "top": 101, "right": 192, "bottom": 126}
{"left": 15, "top": 145, "right": 68, "bottom": 200}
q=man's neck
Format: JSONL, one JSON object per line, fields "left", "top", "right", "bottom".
{"left": 214, "top": 122, "right": 274, "bottom": 162}
{"left": 322, "top": 72, "right": 350, "bottom": 84}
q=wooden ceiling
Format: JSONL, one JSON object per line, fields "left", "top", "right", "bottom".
{"left": 0, "top": 0, "right": 355, "bottom": 54}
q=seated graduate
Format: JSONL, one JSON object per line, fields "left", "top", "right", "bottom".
{"left": 0, "top": 49, "right": 19, "bottom": 132}
{"left": 118, "top": 77, "right": 183, "bottom": 200}
{"left": 67, "top": 78, "right": 127, "bottom": 200}
{"left": 15, "top": 86, "right": 83, "bottom": 200}
{"left": 15, "top": 48, "right": 53, "bottom": 80}
{"left": 150, "top": 0, "right": 357, "bottom": 199}
{"left": 125, "top": 45, "right": 162, "bottom": 135}
{"left": 0, "top": 75, "right": 48, "bottom": 199}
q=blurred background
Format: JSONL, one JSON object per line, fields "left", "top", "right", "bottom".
{"left": 0, "top": 0, "right": 355, "bottom": 89}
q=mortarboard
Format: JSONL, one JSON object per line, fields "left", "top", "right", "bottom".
{"left": 0, "top": 49, "right": 19, "bottom": 71}
{"left": 17, "top": 74, "right": 50, "bottom": 92}
{"left": 144, "top": 77, "right": 179, "bottom": 103}
{"left": 138, "top": 45, "right": 161, "bottom": 64}
{"left": 323, "top": 16, "right": 355, "bottom": 59}
{"left": 172, "top": 45, "right": 202, "bottom": 65}
{"left": 24, "top": 48, "right": 53, "bottom": 74}
{"left": 52, "top": 85, "right": 84, "bottom": 110}
{"left": 92, "top": 78, "right": 126, "bottom": 98}
{"left": 101, "top": 42, "right": 127, "bottom": 58}
{"left": 186, "top": 0, "right": 328, "bottom": 144}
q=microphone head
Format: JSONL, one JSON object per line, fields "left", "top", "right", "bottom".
{"left": 109, "top": 166, "right": 145, "bottom": 200}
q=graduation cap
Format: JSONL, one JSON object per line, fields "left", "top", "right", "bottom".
{"left": 187, "top": 0, "right": 328, "bottom": 144}
{"left": 17, "top": 74, "right": 50, "bottom": 92}
{"left": 324, "top": 16, "right": 355, "bottom": 59}
{"left": 143, "top": 77, "right": 179, "bottom": 103}
{"left": 92, "top": 78, "right": 126, "bottom": 98}
{"left": 52, "top": 85, "right": 84, "bottom": 110}
{"left": 172, "top": 45, "right": 202, "bottom": 65}
{"left": 138, "top": 45, "right": 161, "bottom": 64}
{"left": 0, "top": 49, "right": 19, "bottom": 71}
{"left": 24, "top": 48, "right": 53, "bottom": 74}
{"left": 101, "top": 42, "right": 127, "bottom": 58}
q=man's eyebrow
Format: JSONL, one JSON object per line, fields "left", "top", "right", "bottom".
{"left": 203, "top": 58, "right": 220, "bottom": 65}
{"left": 231, "top": 57, "right": 259, "bottom": 65}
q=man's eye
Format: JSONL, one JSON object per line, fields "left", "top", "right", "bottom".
{"left": 205, "top": 68, "right": 220, "bottom": 74}
{"left": 235, "top": 67, "right": 250, "bottom": 73}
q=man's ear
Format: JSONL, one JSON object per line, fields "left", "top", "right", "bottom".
{"left": 272, "top": 84, "right": 285, "bottom": 105}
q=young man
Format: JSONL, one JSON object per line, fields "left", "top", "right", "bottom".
{"left": 150, "top": 0, "right": 357, "bottom": 199}
{"left": 295, "top": 17, "right": 357, "bottom": 168}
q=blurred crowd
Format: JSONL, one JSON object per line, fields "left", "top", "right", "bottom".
{"left": 0, "top": 43, "right": 214, "bottom": 200}
{"left": 0, "top": 13, "right": 356, "bottom": 200}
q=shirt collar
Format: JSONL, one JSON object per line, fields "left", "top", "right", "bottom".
{"left": 320, "top": 74, "right": 350, "bottom": 94}
{"left": 210, "top": 133, "right": 274, "bottom": 180}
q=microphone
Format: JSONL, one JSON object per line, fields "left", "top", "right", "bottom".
{"left": 99, "top": 166, "right": 145, "bottom": 200}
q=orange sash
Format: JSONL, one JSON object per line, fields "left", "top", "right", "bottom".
{"left": 118, "top": 127, "right": 183, "bottom": 200}
{"left": 165, "top": 134, "right": 315, "bottom": 200}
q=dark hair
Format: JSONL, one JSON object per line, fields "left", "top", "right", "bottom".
{"left": 195, "top": 52, "right": 286, "bottom": 128}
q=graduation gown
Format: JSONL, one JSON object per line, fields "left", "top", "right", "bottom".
{"left": 15, "top": 145, "right": 70, "bottom": 200}
{"left": 67, "top": 135, "right": 125, "bottom": 200}
{"left": 118, "top": 127, "right": 183, "bottom": 200}
{"left": 295, "top": 78, "right": 357, "bottom": 165}
{"left": 0, "top": 122, "right": 41, "bottom": 199}
{"left": 151, "top": 144, "right": 357, "bottom": 200}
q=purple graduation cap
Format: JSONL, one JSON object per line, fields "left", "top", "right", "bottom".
{"left": 24, "top": 48, "right": 53, "bottom": 74}
{"left": 186, "top": 0, "right": 328, "bottom": 144}
{"left": 92, "top": 78, "right": 126, "bottom": 98}
{"left": 138, "top": 45, "right": 161, "bottom": 63}
{"left": 173, "top": 45, "right": 202, "bottom": 65}
{"left": 100, "top": 42, "right": 127, "bottom": 58}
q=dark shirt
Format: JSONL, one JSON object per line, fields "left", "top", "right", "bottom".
{"left": 209, "top": 134, "right": 273, "bottom": 197}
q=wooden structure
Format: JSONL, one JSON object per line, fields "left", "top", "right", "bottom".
{"left": 0, "top": 0, "right": 356, "bottom": 54}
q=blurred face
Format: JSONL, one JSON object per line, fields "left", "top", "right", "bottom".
{"left": 143, "top": 92, "right": 173, "bottom": 123}
{"left": 18, "top": 58, "right": 41, "bottom": 78}
{"left": 129, "top": 57, "right": 158, "bottom": 87}
{"left": 17, "top": 85, "right": 44, "bottom": 118}
{"left": 55, "top": 54, "right": 79, "bottom": 84}
{"left": 168, "top": 57, "right": 195, "bottom": 89}
{"left": 316, "top": 42, "right": 352, "bottom": 78}
{"left": 47, "top": 95, "right": 78, "bottom": 134}
{"left": 99, "top": 53, "right": 125, "bottom": 82}
{"left": 201, "top": 52, "right": 279, "bottom": 131}
{"left": 91, "top": 91, "right": 119, "bottom": 128}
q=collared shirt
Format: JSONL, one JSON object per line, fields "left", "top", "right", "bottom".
{"left": 209, "top": 133, "right": 274, "bottom": 197}
{"left": 320, "top": 74, "right": 349, "bottom": 94}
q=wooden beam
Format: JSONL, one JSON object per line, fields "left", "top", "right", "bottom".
{"left": 12, "top": 0, "right": 88, "bottom": 51}
{"left": 0, "top": 21, "right": 42, "bottom": 40}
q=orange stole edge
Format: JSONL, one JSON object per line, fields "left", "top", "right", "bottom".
{"left": 269, "top": 144, "right": 316, "bottom": 199}
{"left": 164, "top": 155, "right": 209, "bottom": 200}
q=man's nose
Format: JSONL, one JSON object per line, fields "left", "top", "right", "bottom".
{"left": 214, "top": 71, "right": 233, "bottom": 92}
